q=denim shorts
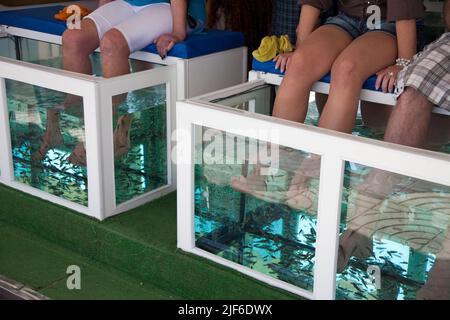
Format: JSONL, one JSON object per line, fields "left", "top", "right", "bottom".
{"left": 324, "top": 11, "right": 397, "bottom": 39}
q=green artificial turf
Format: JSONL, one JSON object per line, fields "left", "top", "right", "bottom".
{"left": 0, "top": 223, "right": 179, "bottom": 299}
{"left": 0, "top": 184, "right": 297, "bottom": 300}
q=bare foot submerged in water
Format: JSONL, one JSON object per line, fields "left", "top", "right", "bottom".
{"left": 32, "top": 98, "right": 85, "bottom": 163}
{"left": 67, "top": 114, "right": 133, "bottom": 167}
{"left": 32, "top": 109, "right": 64, "bottom": 162}
{"left": 337, "top": 229, "right": 374, "bottom": 273}
{"left": 335, "top": 169, "right": 405, "bottom": 272}
{"left": 230, "top": 152, "right": 320, "bottom": 211}
{"left": 285, "top": 155, "right": 320, "bottom": 211}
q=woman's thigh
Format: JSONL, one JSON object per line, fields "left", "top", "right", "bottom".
{"left": 331, "top": 31, "right": 397, "bottom": 81}
{"left": 114, "top": 3, "right": 173, "bottom": 52}
{"left": 286, "top": 25, "right": 353, "bottom": 80}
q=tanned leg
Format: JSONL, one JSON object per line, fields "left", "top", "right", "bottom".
{"left": 384, "top": 87, "right": 434, "bottom": 148}
{"left": 272, "top": 25, "right": 352, "bottom": 122}
{"left": 33, "top": 20, "right": 100, "bottom": 163}
{"left": 319, "top": 32, "right": 397, "bottom": 133}
{"left": 337, "top": 88, "right": 434, "bottom": 272}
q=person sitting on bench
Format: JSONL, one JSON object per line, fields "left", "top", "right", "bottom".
{"left": 34, "top": 0, "right": 206, "bottom": 166}
{"left": 232, "top": 0, "right": 425, "bottom": 203}
{"left": 337, "top": 0, "right": 449, "bottom": 298}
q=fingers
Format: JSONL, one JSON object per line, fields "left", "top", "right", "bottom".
{"left": 166, "top": 40, "right": 175, "bottom": 53}
{"left": 157, "top": 40, "right": 169, "bottom": 59}
{"left": 381, "top": 71, "right": 399, "bottom": 93}
{"left": 375, "top": 73, "right": 384, "bottom": 91}
{"left": 274, "top": 54, "right": 290, "bottom": 73}
{"left": 156, "top": 36, "right": 176, "bottom": 59}
{"left": 381, "top": 73, "right": 391, "bottom": 93}
{"left": 280, "top": 56, "right": 289, "bottom": 73}
{"left": 156, "top": 42, "right": 166, "bottom": 59}
{"left": 388, "top": 74, "right": 396, "bottom": 93}
{"left": 376, "top": 65, "right": 402, "bottom": 92}
{"left": 274, "top": 55, "right": 282, "bottom": 70}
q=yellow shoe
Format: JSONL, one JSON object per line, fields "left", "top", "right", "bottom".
{"left": 252, "top": 36, "right": 279, "bottom": 62}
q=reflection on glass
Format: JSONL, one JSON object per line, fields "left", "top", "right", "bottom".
{"left": 211, "top": 85, "right": 273, "bottom": 116}
{"left": 336, "top": 163, "right": 450, "bottom": 300}
{"left": 195, "top": 126, "right": 321, "bottom": 291}
{"left": 113, "top": 84, "right": 168, "bottom": 205}
{"left": 7, "top": 79, "right": 88, "bottom": 205}
{"left": 0, "top": 36, "right": 164, "bottom": 77}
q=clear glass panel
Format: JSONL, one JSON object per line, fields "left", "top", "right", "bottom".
{"left": 194, "top": 126, "right": 321, "bottom": 291}
{"left": 336, "top": 162, "right": 450, "bottom": 300}
{"left": 211, "top": 85, "right": 274, "bottom": 115}
{"left": 112, "top": 84, "right": 168, "bottom": 205}
{"left": 0, "top": 36, "right": 164, "bottom": 76}
{"left": 7, "top": 79, "right": 88, "bottom": 206}
{"left": 308, "top": 93, "right": 450, "bottom": 154}
{"left": 0, "top": 36, "right": 16, "bottom": 59}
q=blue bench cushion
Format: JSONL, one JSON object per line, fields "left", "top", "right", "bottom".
{"left": 252, "top": 58, "right": 380, "bottom": 92}
{"left": 0, "top": 5, "right": 245, "bottom": 59}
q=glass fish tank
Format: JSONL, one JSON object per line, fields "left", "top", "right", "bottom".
{"left": 0, "top": 35, "right": 174, "bottom": 218}
{"left": 191, "top": 85, "right": 450, "bottom": 300}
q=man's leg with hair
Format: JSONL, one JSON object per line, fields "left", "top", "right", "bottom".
{"left": 337, "top": 87, "right": 434, "bottom": 272}
{"left": 384, "top": 87, "right": 434, "bottom": 147}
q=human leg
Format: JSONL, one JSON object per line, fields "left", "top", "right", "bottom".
{"left": 319, "top": 31, "right": 397, "bottom": 133}
{"left": 272, "top": 25, "right": 352, "bottom": 123}
{"left": 337, "top": 88, "right": 435, "bottom": 272}
{"left": 384, "top": 87, "right": 434, "bottom": 148}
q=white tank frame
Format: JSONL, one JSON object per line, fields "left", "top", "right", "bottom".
{"left": 176, "top": 79, "right": 450, "bottom": 300}
{"left": 0, "top": 24, "right": 247, "bottom": 220}
{"left": 0, "top": 55, "right": 177, "bottom": 220}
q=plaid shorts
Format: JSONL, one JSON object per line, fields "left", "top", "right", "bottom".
{"left": 395, "top": 33, "right": 450, "bottom": 111}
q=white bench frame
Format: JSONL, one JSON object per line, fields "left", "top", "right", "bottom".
{"left": 0, "top": 25, "right": 248, "bottom": 100}
{"left": 248, "top": 70, "right": 450, "bottom": 116}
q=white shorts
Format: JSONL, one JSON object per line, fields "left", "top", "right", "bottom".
{"left": 85, "top": 0, "right": 173, "bottom": 52}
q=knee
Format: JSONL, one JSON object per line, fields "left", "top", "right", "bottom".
{"left": 286, "top": 51, "right": 316, "bottom": 78}
{"left": 62, "top": 29, "right": 90, "bottom": 54}
{"left": 100, "top": 29, "right": 130, "bottom": 57}
{"left": 396, "top": 87, "right": 431, "bottom": 114}
{"left": 330, "top": 58, "right": 364, "bottom": 85}
{"left": 397, "top": 87, "right": 420, "bottom": 106}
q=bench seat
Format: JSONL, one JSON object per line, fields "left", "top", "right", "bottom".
{"left": 251, "top": 58, "right": 450, "bottom": 116}
{"left": 0, "top": 5, "right": 245, "bottom": 59}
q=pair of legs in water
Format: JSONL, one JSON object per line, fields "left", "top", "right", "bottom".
{"left": 233, "top": 23, "right": 450, "bottom": 297}
{"left": 233, "top": 24, "right": 398, "bottom": 206}
{"left": 340, "top": 87, "right": 450, "bottom": 299}
{"left": 34, "top": 18, "right": 140, "bottom": 166}
{"left": 35, "top": 1, "right": 177, "bottom": 165}
{"left": 343, "top": 30, "right": 450, "bottom": 298}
